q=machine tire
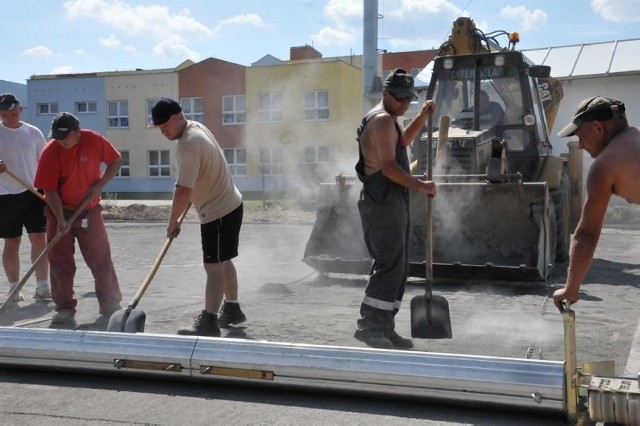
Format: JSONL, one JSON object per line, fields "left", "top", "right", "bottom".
{"left": 551, "top": 165, "right": 571, "bottom": 262}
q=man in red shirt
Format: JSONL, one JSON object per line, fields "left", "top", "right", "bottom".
{"left": 34, "top": 112, "right": 123, "bottom": 327}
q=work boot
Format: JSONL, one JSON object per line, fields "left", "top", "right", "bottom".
{"left": 6, "top": 284, "right": 25, "bottom": 303}
{"left": 51, "top": 310, "right": 76, "bottom": 326}
{"left": 354, "top": 328, "right": 394, "bottom": 349}
{"left": 33, "top": 285, "right": 51, "bottom": 301}
{"left": 177, "top": 310, "right": 221, "bottom": 337}
{"left": 218, "top": 301, "right": 247, "bottom": 327}
{"left": 385, "top": 330, "right": 414, "bottom": 349}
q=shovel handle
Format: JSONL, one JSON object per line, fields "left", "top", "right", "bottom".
{"left": 129, "top": 203, "right": 191, "bottom": 307}
{"left": 0, "top": 194, "right": 92, "bottom": 315}
{"left": 425, "top": 113, "right": 434, "bottom": 294}
{"left": 3, "top": 167, "right": 45, "bottom": 201}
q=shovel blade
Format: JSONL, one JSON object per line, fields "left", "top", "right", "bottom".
{"left": 124, "top": 309, "right": 146, "bottom": 333}
{"left": 107, "top": 307, "right": 146, "bottom": 333}
{"left": 410, "top": 294, "right": 453, "bottom": 339}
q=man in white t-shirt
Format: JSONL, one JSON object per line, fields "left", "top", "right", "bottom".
{"left": 0, "top": 93, "right": 50, "bottom": 302}
{"left": 148, "top": 98, "right": 245, "bottom": 337}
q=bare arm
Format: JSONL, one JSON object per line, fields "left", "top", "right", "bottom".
{"left": 404, "top": 100, "right": 436, "bottom": 144}
{"left": 168, "top": 184, "right": 192, "bottom": 238}
{"left": 370, "top": 114, "right": 436, "bottom": 197}
{"left": 553, "top": 161, "right": 612, "bottom": 308}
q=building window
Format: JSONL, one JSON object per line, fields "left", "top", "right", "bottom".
{"left": 303, "top": 90, "right": 329, "bottom": 120}
{"left": 224, "top": 148, "right": 247, "bottom": 176}
{"left": 37, "top": 103, "right": 58, "bottom": 115}
{"left": 107, "top": 101, "right": 129, "bottom": 128}
{"left": 222, "top": 95, "right": 246, "bottom": 125}
{"left": 76, "top": 101, "right": 97, "bottom": 114}
{"left": 258, "top": 93, "right": 283, "bottom": 122}
{"left": 259, "top": 147, "right": 283, "bottom": 176}
{"left": 146, "top": 98, "right": 160, "bottom": 126}
{"left": 304, "top": 146, "right": 329, "bottom": 163}
{"left": 115, "top": 151, "right": 130, "bottom": 177}
{"left": 148, "top": 150, "right": 170, "bottom": 177}
{"left": 180, "top": 97, "right": 204, "bottom": 123}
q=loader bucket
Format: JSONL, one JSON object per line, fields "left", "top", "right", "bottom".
{"left": 303, "top": 178, "right": 555, "bottom": 282}
{"left": 409, "top": 181, "right": 555, "bottom": 281}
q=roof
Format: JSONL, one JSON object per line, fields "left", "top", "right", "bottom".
{"left": 522, "top": 38, "right": 640, "bottom": 79}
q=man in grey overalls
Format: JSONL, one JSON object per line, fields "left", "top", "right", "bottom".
{"left": 354, "top": 69, "right": 437, "bottom": 349}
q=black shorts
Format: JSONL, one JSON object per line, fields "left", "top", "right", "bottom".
{"left": 0, "top": 191, "right": 47, "bottom": 238}
{"left": 201, "top": 203, "right": 243, "bottom": 263}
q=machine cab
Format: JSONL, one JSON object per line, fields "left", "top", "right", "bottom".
{"left": 421, "top": 51, "right": 553, "bottom": 181}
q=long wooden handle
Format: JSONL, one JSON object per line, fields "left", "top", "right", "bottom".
{"left": 425, "top": 115, "right": 450, "bottom": 295}
{"left": 0, "top": 195, "right": 92, "bottom": 315}
{"left": 425, "top": 113, "right": 434, "bottom": 294}
{"left": 3, "top": 168, "right": 45, "bottom": 200}
{"left": 435, "top": 116, "right": 450, "bottom": 174}
{"left": 129, "top": 204, "right": 191, "bottom": 308}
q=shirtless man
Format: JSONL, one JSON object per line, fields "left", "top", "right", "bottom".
{"left": 354, "top": 68, "right": 437, "bottom": 349}
{"left": 553, "top": 96, "right": 640, "bottom": 311}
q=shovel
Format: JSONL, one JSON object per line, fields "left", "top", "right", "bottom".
{"left": 2, "top": 166, "right": 46, "bottom": 201}
{"left": 410, "top": 114, "right": 453, "bottom": 339}
{"left": 0, "top": 195, "right": 92, "bottom": 315}
{"left": 107, "top": 204, "right": 190, "bottom": 333}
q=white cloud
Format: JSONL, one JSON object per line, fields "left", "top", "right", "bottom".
{"left": 499, "top": 6, "right": 547, "bottom": 31}
{"left": 152, "top": 40, "right": 200, "bottom": 61}
{"left": 98, "top": 34, "right": 137, "bottom": 54}
{"left": 52, "top": 66, "right": 74, "bottom": 75}
{"left": 22, "top": 45, "right": 54, "bottom": 59}
{"left": 592, "top": 0, "right": 640, "bottom": 23}
{"left": 324, "top": 0, "right": 361, "bottom": 26}
{"left": 216, "top": 13, "right": 268, "bottom": 29}
{"left": 320, "top": 0, "right": 462, "bottom": 53}
{"left": 63, "top": 0, "right": 216, "bottom": 39}
{"left": 62, "top": 0, "right": 273, "bottom": 61}
{"left": 312, "top": 26, "right": 356, "bottom": 47}
{"left": 100, "top": 35, "right": 121, "bottom": 50}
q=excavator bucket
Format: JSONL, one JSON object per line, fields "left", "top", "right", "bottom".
{"left": 303, "top": 178, "right": 555, "bottom": 282}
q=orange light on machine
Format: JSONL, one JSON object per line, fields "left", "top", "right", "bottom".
{"left": 508, "top": 32, "right": 520, "bottom": 50}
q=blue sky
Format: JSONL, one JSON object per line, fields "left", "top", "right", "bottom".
{"left": 4, "top": 0, "right": 640, "bottom": 85}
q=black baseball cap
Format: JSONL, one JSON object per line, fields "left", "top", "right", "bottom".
{"left": 557, "top": 96, "right": 626, "bottom": 137}
{"left": 49, "top": 112, "right": 80, "bottom": 140}
{"left": 383, "top": 68, "right": 417, "bottom": 100}
{"left": 0, "top": 93, "right": 20, "bottom": 111}
{"left": 148, "top": 98, "right": 182, "bottom": 127}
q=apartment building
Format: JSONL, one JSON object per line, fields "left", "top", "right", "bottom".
{"left": 245, "top": 57, "right": 362, "bottom": 200}
{"left": 27, "top": 64, "right": 189, "bottom": 197}
{"left": 24, "top": 48, "right": 414, "bottom": 200}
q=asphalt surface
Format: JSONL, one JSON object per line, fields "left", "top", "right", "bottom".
{"left": 1, "top": 204, "right": 639, "bottom": 424}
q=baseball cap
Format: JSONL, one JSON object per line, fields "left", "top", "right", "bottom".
{"left": 383, "top": 68, "right": 417, "bottom": 100}
{"left": 148, "top": 97, "right": 182, "bottom": 127}
{"left": 0, "top": 93, "right": 20, "bottom": 111}
{"left": 50, "top": 112, "right": 80, "bottom": 140}
{"left": 557, "top": 96, "right": 626, "bottom": 137}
